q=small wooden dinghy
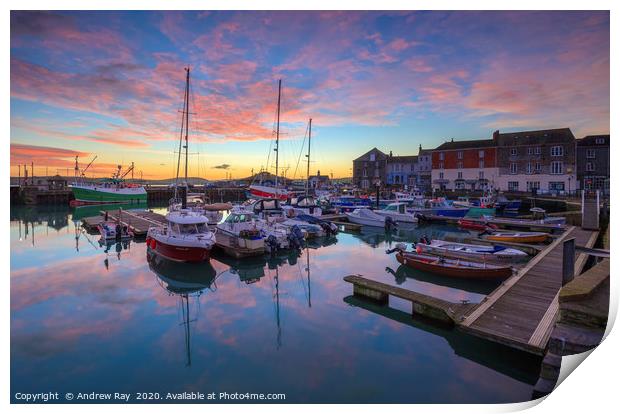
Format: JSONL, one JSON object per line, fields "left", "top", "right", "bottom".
{"left": 395, "top": 251, "right": 513, "bottom": 280}
{"left": 484, "top": 231, "right": 549, "bottom": 244}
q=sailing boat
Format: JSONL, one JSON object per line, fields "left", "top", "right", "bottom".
{"left": 249, "top": 79, "right": 291, "bottom": 201}
{"left": 282, "top": 118, "right": 323, "bottom": 218}
{"left": 146, "top": 67, "right": 216, "bottom": 262}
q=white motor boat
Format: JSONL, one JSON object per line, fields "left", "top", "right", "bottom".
{"left": 415, "top": 239, "right": 528, "bottom": 262}
{"left": 98, "top": 220, "right": 133, "bottom": 242}
{"left": 282, "top": 196, "right": 323, "bottom": 217}
{"left": 345, "top": 208, "right": 386, "bottom": 227}
{"left": 374, "top": 202, "right": 418, "bottom": 223}
{"left": 146, "top": 209, "right": 216, "bottom": 262}
{"left": 215, "top": 211, "right": 265, "bottom": 257}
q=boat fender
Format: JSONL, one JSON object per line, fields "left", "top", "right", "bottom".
{"left": 415, "top": 244, "right": 423, "bottom": 254}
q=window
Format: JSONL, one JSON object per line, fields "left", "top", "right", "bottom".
{"left": 551, "top": 161, "right": 563, "bottom": 174}
{"left": 596, "top": 137, "right": 605, "bottom": 144}
{"left": 586, "top": 149, "right": 596, "bottom": 158}
{"left": 457, "top": 151, "right": 463, "bottom": 159}
{"left": 370, "top": 153, "right": 376, "bottom": 162}
{"left": 551, "top": 146, "right": 564, "bottom": 156}
{"left": 535, "top": 162, "right": 541, "bottom": 172}
{"left": 527, "top": 181, "right": 540, "bottom": 190}
{"left": 526, "top": 162, "right": 532, "bottom": 174}
{"left": 508, "top": 181, "right": 519, "bottom": 191}
{"left": 549, "top": 182, "right": 565, "bottom": 191}
{"left": 457, "top": 172, "right": 463, "bottom": 179}
{"left": 535, "top": 147, "right": 541, "bottom": 155}
{"left": 439, "top": 172, "right": 444, "bottom": 179}
{"left": 478, "top": 171, "right": 484, "bottom": 179}
{"left": 457, "top": 161, "right": 463, "bottom": 169}
{"left": 455, "top": 181, "right": 466, "bottom": 190}
{"left": 479, "top": 160, "right": 484, "bottom": 168}
{"left": 363, "top": 169, "right": 367, "bottom": 177}
{"left": 510, "top": 163, "right": 517, "bottom": 174}
{"left": 479, "top": 150, "right": 485, "bottom": 158}
{"left": 510, "top": 148, "right": 517, "bottom": 156}
{"left": 439, "top": 162, "right": 444, "bottom": 169}
{"left": 586, "top": 162, "right": 595, "bottom": 172}
{"left": 527, "top": 147, "right": 533, "bottom": 155}
{"left": 439, "top": 152, "right": 445, "bottom": 161}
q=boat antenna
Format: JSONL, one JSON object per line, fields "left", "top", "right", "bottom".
{"left": 275, "top": 79, "right": 281, "bottom": 189}
{"left": 74, "top": 156, "right": 79, "bottom": 182}
{"left": 305, "top": 118, "right": 312, "bottom": 197}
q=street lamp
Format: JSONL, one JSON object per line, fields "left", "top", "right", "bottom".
{"left": 374, "top": 178, "right": 381, "bottom": 209}
{"left": 567, "top": 167, "right": 573, "bottom": 197}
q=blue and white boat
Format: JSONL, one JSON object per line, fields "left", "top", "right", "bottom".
{"left": 330, "top": 195, "right": 373, "bottom": 212}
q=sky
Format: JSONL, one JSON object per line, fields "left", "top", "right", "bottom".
{"left": 10, "top": 10, "right": 610, "bottom": 180}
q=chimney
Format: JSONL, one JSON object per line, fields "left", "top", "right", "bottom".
{"left": 451, "top": 138, "right": 454, "bottom": 142}
{"left": 389, "top": 151, "right": 393, "bottom": 157}
{"left": 493, "top": 130, "right": 500, "bottom": 142}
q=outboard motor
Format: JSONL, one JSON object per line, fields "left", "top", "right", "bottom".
{"left": 385, "top": 242, "right": 408, "bottom": 254}
{"left": 266, "top": 234, "right": 279, "bottom": 254}
{"left": 115, "top": 223, "right": 122, "bottom": 241}
{"left": 288, "top": 225, "right": 305, "bottom": 250}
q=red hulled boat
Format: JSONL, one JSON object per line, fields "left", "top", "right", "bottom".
{"left": 146, "top": 209, "right": 215, "bottom": 262}
{"left": 395, "top": 251, "right": 513, "bottom": 280}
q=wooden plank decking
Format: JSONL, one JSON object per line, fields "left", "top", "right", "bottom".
{"left": 343, "top": 275, "right": 476, "bottom": 323}
{"left": 459, "top": 226, "right": 598, "bottom": 354}
{"left": 82, "top": 209, "right": 166, "bottom": 237}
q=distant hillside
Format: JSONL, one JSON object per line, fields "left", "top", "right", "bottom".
{"left": 9, "top": 175, "right": 214, "bottom": 186}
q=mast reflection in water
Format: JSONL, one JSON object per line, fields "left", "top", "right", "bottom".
{"left": 148, "top": 251, "right": 218, "bottom": 366}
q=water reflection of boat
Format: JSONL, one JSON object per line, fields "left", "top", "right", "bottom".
{"left": 385, "top": 265, "right": 499, "bottom": 295}
{"left": 101, "top": 240, "right": 132, "bottom": 270}
{"left": 343, "top": 295, "right": 541, "bottom": 385}
{"left": 71, "top": 202, "right": 146, "bottom": 221}
{"left": 211, "top": 248, "right": 301, "bottom": 284}
{"left": 306, "top": 235, "right": 338, "bottom": 250}
{"left": 148, "top": 250, "right": 217, "bottom": 294}
{"left": 147, "top": 251, "right": 217, "bottom": 366}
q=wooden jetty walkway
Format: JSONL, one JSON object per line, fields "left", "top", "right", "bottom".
{"left": 343, "top": 275, "right": 476, "bottom": 324}
{"left": 82, "top": 209, "right": 166, "bottom": 237}
{"left": 459, "top": 226, "right": 597, "bottom": 354}
{"left": 345, "top": 225, "right": 599, "bottom": 355}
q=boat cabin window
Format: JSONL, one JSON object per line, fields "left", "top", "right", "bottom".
{"left": 180, "top": 224, "right": 198, "bottom": 234}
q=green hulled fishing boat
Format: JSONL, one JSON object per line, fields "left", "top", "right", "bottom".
{"left": 69, "top": 158, "right": 147, "bottom": 204}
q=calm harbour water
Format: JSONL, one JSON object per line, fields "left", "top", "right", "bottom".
{"left": 11, "top": 205, "right": 541, "bottom": 404}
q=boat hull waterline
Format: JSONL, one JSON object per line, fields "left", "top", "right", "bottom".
{"left": 70, "top": 185, "right": 147, "bottom": 204}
